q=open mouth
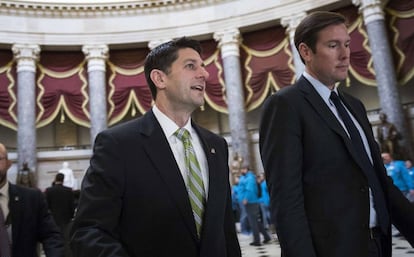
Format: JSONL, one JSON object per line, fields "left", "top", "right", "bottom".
{"left": 191, "top": 85, "right": 204, "bottom": 91}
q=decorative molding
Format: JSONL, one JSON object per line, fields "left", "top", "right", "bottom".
{"left": 214, "top": 28, "right": 241, "bottom": 58}
{"left": 12, "top": 44, "right": 40, "bottom": 72}
{"left": 0, "top": 0, "right": 349, "bottom": 48}
{"left": 82, "top": 44, "right": 109, "bottom": 72}
{"left": 352, "top": 0, "right": 385, "bottom": 24}
{"left": 0, "top": 0, "right": 228, "bottom": 17}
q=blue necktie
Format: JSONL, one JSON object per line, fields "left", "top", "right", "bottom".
{"left": 330, "top": 91, "right": 389, "bottom": 232}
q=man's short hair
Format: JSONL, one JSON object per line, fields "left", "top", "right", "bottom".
{"left": 144, "top": 37, "right": 202, "bottom": 100}
{"left": 55, "top": 173, "right": 65, "bottom": 182}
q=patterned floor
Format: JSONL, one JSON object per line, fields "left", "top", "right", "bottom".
{"left": 238, "top": 231, "right": 414, "bottom": 257}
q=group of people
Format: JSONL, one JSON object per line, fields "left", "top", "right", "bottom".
{"left": 0, "top": 10, "right": 414, "bottom": 257}
{"left": 232, "top": 168, "right": 272, "bottom": 246}
{"left": 382, "top": 153, "right": 414, "bottom": 202}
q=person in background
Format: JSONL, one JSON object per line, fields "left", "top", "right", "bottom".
{"left": 70, "top": 37, "right": 241, "bottom": 257}
{"left": 260, "top": 11, "right": 414, "bottom": 257}
{"left": 382, "top": 152, "right": 414, "bottom": 199}
{"left": 231, "top": 176, "right": 241, "bottom": 224}
{"left": 406, "top": 159, "right": 414, "bottom": 180}
{"left": 0, "top": 142, "right": 63, "bottom": 257}
{"left": 407, "top": 159, "right": 414, "bottom": 203}
{"left": 46, "top": 173, "right": 75, "bottom": 257}
{"left": 239, "top": 167, "right": 271, "bottom": 246}
{"left": 257, "top": 173, "right": 271, "bottom": 230}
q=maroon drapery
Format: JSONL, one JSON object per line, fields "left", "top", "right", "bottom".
{"left": 36, "top": 51, "right": 89, "bottom": 128}
{"left": 241, "top": 26, "right": 295, "bottom": 111}
{"left": 107, "top": 48, "right": 151, "bottom": 125}
{"left": 0, "top": 50, "right": 16, "bottom": 129}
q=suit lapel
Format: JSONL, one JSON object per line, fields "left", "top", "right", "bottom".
{"left": 299, "top": 77, "right": 349, "bottom": 140}
{"left": 298, "top": 78, "right": 368, "bottom": 170}
{"left": 192, "top": 124, "right": 218, "bottom": 206}
{"left": 140, "top": 111, "right": 198, "bottom": 238}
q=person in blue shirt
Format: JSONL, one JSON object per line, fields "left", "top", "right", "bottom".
{"left": 382, "top": 152, "right": 414, "bottom": 198}
{"left": 239, "top": 167, "right": 271, "bottom": 246}
{"left": 406, "top": 160, "right": 414, "bottom": 180}
{"left": 257, "top": 173, "right": 271, "bottom": 230}
{"left": 406, "top": 159, "right": 414, "bottom": 202}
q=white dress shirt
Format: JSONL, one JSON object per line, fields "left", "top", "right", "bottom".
{"left": 152, "top": 105, "right": 209, "bottom": 198}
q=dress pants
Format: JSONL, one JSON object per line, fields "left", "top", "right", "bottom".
{"left": 245, "top": 203, "right": 271, "bottom": 244}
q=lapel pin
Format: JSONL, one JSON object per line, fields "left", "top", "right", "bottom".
{"left": 211, "top": 148, "right": 216, "bottom": 154}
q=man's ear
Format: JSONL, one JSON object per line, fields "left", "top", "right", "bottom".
{"left": 6, "top": 159, "right": 12, "bottom": 170}
{"left": 298, "top": 42, "right": 311, "bottom": 63}
{"left": 150, "top": 69, "right": 166, "bottom": 89}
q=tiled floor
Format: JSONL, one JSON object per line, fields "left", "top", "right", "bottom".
{"left": 238, "top": 231, "right": 414, "bottom": 257}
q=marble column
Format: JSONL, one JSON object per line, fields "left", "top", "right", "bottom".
{"left": 281, "top": 12, "right": 306, "bottom": 79}
{"left": 12, "top": 44, "right": 40, "bottom": 176}
{"left": 82, "top": 45, "right": 109, "bottom": 145}
{"left": 214, "top": 28, "right": 251, "bottom": 168}
{"left": 353, "top": 0, "right": 413, "bottom": 159}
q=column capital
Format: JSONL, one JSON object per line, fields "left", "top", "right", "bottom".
{"left": 213, "top": 28, "right": 241, "bottom": 58}
{"left": 148, "top": 39, "right": 172, "bottom": 50}
{"left": 280, "top": 12, "right": 307, "bottom": 35}
{"left": 352, "top": 0, "right": 387, "bottom": 24}
{"left": 82, "top": 44, "right": 109, "bottom": 72}
{"left": 12, "top": 44, "right": 40, "bottom": 73}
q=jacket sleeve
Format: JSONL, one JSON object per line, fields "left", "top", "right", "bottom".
{"left": 70, "top": 131, "right": 130, "bottom": 257}
{"left": 37, "top": 190, "right": 65, "bottom": 257}
{"left": 221, "top": 138, "right": 242, "bottom": 257}
{"left": 259, "top": 94, "right": 317, "bottom": 257}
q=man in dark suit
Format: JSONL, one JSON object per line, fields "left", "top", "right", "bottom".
{"left": 259, "top": 11, "right": 414, "bottom": 257}
{"left": 70, "top": 37, "right": 241, "bottom": 257}
{"left": 46, "top": 173, "right": 75, "bottom": 257}
{"left": 0, "top": 142, "right": 64, "bottom": 257}
{"left": 45, "top": 173, "right": 75, "bottom": 232}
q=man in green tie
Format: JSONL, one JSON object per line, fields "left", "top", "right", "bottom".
{"left": 71, "top": 37, "right": 242, "bottom": 257}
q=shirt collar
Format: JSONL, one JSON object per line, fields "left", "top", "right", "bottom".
{"left": 152, "top": 105, "right": 193, "bottom": 138}
{"left": 303, "top": 71, "right": 338, "bottom": 106}
{"left": 0, "top": 181, "right": 9, "bottom": 198}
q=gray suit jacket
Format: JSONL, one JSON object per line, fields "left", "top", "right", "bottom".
{"left": 70, "top": 110, "right": 241, "bottom": 257}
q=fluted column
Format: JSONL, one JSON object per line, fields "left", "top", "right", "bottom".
{"left": 12, "top": 44, "right": 40, "bottom": 177}
{"left": 82, "top": 45, "right": 109, "bottom": 145}
{"left": 214, "top": 28, "right": 251, "bottom": 168}
{"left": 353, "top": 0, "right": 413, "bottom": 159}
{"left": 281, "top": 12, "right": 306, "bottom": 79}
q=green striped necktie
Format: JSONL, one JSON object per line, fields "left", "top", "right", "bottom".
{"left": 175, "top": 128, "right": 205, "bottom": 237}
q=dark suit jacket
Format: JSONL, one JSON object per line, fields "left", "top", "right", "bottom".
{"left": 70, "top": 110, "right": 241, "bottom": 257}
{"left": 45, "top": 184, "right": 75, "bottom": 230}
{"left": 259, "top": 76, "right": 414, "bottom": 257}
{"left": 8, "top": 183, "right": 64, "bottom": 257}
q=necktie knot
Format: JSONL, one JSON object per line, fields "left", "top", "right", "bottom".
{"left": 175, "top": 128, "right": 190, "bottom": 142}
{"left": 330, "top": 91, "right": 340, "bottom": 103}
